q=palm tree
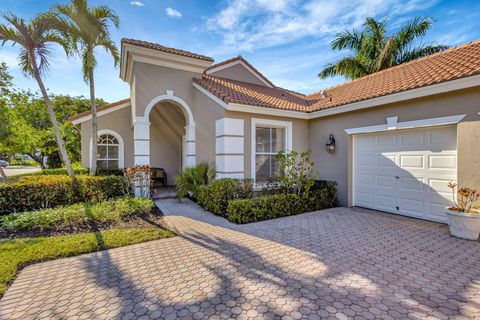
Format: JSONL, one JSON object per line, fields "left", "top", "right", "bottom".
{"left": 319, "top": 17, "right": 448, "bottom": 80}
{"left": 54, "top": 0, "right": 119, "bottom": 175}
{"left": 0, "top": 12, "right": 76, "bottom": 177}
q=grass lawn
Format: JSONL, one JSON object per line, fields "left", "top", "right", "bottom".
{"left": 0, "top": 227, "right": 174, "bottom": 296}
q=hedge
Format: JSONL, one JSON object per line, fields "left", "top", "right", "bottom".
{"left": 42, "top": 168, "right": 89, "bottom": 175}
{"left": 0, "top": 175, "right": 125, "bottom": 215}
{"left": 197, "top": 179, "right": 253, "bottom": 216}
{"left": 1, "top": 197, "right": 154, "bottom": 231}
{"left": 42, "top": 168, "right": 123, "bottom": 176}
{"left": 227, "top": 182, "right": 338, "bottom": 224}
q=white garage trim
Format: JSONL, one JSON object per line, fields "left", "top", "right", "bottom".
{"left": 345, "top": 114, "right": 467, "bottom": 135}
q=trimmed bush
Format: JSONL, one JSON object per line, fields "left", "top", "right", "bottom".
{"left": 197, "top": 179, "right": 253, "bottom": 216}
{"left": 227, "top": 182, "right": 338, "bottom": 224}
{"left": 1, "top": 197, "right": 154, "bottom": 231}
{"left": 0, "top": 175, "right": 125, "bottom": 215}
{"left": 41, "top": 168, "right": 123, "bottom": 176}
{"left": 95, "top": 168, "right": 124, "bottom": 176}
{"left": 42, "top": 168, "right": 89, "bottom": 175}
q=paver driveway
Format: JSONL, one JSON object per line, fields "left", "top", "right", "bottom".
{"left": 1, "top": 199, "right": 479, "bottom": 320}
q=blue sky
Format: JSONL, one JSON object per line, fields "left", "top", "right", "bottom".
{"left": 1, "top": 0, "right": 480, "bottom": 102}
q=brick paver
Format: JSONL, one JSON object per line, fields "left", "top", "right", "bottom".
{"left": 1, "top": 199, "right": 479, "bottom": 319}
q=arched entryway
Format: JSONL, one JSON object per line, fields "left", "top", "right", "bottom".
{"left": 133, "top": 92, "right": 196, "bottom": 185}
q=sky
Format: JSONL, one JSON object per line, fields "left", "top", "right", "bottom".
{"left": 1, "top": 0, "right": 480, "bottom": 102}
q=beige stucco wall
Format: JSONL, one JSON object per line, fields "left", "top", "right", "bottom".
{"left": 80, "top": 105, "right": 134, "bottom": 168}
{"left": 133, "top": 62, "right": 202, "bottom": 118}
{"left": 226, "top": 111, "right": 309, "bottom": 178}
{"left": 308, "top": 87, "right": 480, "bottom": 206}
{"left": 149, "top": 102, "right": 186, "bottom": 185}
{"left": 192, "top": 88, "right": 226, "bottom": 164}
{"left": 209, "top": 64, "right": 267, "bottom": 86}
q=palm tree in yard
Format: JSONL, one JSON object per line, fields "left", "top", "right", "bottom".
{"left": 0, "top": 12, "right": 76, "bottom": 177}
{"left": 319, "top": 17, "right": 448, "bottom": 80}
{"left": 54, "top": 0, "right": 119, "bottom": 175}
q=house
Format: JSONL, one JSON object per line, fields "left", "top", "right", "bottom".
{"left": 70, "top": 38, "right": 480, "bottom": 223}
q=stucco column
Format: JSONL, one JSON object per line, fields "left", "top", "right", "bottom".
{"left": 185, "top": 124, "right": 196, "bottom": 168}
{"left": 215, "top": 118, "right": 245, "bottom": 178}
{"left": 134, "top": 117, "right": 150, "bottom": 166}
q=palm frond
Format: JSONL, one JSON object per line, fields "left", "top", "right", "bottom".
{"left": 398, "top": 44, "right": 448, "bottom": 64}
{"left": 331, "top": 29, "right": 363, "bottom": 51}
{"left": 97, "top": 36, "right": 119, "bottom": 66}
{"left": 395, "top": 17, "right": 433, "bottom": 50}
{"left": 318, "top": 64, "right": 338, "bottom": 79}
{"left": 335, "top": 56, "right": 369, "bottom": 79}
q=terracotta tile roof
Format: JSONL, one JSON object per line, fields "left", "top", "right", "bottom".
{"left": 205, "top": 56, "right": 276, "bottom": 87}
{"left": 194, "top": 75, "right": 311, "bottom": 111}
{"left": 122, "top": 38, "right": 214, "bottom": 62}
{"left": 69, "top": 98, "right": 130, "bottom": 122}
{"left": 307, "top": 40, "right": 480, "bottom": 111}
{"left": 196, "top": 40, "right": 480, "bottom": 113}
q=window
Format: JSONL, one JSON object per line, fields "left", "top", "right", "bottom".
{"left": 255, "top": 127, "right": 285, "bottom": 181}
{"left": 96, "top": 134, "right": 119, "bottom": 169}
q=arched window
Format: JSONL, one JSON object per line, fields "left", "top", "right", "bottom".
{"left": 96, "top": 134, "right": 120, "bottom": 169}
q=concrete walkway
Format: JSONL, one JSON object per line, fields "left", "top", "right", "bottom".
{"left": 1, "top": 198, "right": 479, "bottom": 319}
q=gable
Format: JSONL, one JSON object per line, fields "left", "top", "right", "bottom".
{"left": 208, "top": 63, "right": 268, "bottom": 87}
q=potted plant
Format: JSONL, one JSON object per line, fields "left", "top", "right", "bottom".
{"left": 445, "top": 182, "right": 480, "bottom": 240}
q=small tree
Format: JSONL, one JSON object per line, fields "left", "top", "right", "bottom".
{"left": 54, "top": 0, "right": 120, "bottom": 174}
{"left": 275, "top": 150, "right": 316, "bottom": 195}
{"left": 0, "top": 12, "right": 76, "bottom": 176}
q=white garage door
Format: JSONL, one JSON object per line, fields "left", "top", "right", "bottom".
{"left": 353, "top": 126, "right": 457, "bottom": 223}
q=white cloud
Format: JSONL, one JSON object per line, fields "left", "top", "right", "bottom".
{"left": 166, "top": 7, "right": 182, "bottom": 18}
{"left": 0, "top": 50, "right": 19, "bottom": 69}
{"left": 130, "top": 1, "right": 145, "bottom": 7}
{"left": 205, "top": 0, "right": 439, "bottom": 53}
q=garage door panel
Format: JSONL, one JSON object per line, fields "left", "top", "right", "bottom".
{"left": 354, "top": 125, "right": 456, "bottom": 223}
{"left": 377, "top": 134, "right": 396, "bottom": 146}
{"left": 377, "top": 155, "right": 397, "bottom": 167}
{"left": 377, "top": 194, "right": 398, "bottom": 210}
{"left": 400, "top": 177, "right": 425, "bottom": 191}
{"left": 376, "top": 175, "right": 397, "bottom": 188}
{"left": 400, "top": 131, "right": 425, "bottom": 145}
{"left": 400, "top": 155, "right": 424, "bottom": 169}
{"left": 429, "top": 178, "right": 455, "bottom": 194}
{"left": 428, "top": 127, "right": 457, "bottom": 146}
{"left": 428, "top": 155, "right": 456, "bottom": 169}
{"left": 400, "top": 198, "right": 425, "bottom": 214}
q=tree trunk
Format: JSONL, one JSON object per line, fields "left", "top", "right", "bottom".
{"left": 27, "top": 152, "right": 45, "bottom": 169}
{"left": 30, "top": 57, "right": 75, "bottom": 178}
{"left": 89, "top": 67, "right": 97, "bottom": 175}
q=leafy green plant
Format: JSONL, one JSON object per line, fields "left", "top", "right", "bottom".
{"left": 276, "top": 150, "right": 316, "bottom": 194}
{"left": 0, "top": 175, "right": 125, "bottom": 214}
{"left": 227, "top": 183, "right": 338, "bottom": 224}
{"left": 1, "top": 197, "right": 153, "bottom": 231}
{"left": 42, "top": 167, "right": 89, "bottom": 175}
{"left": 197, "top": 179, "right": 253, "bottom": 216}
{"left": 0, "top": 12, "right": 76, "bottom": 177}
{"left": 319, "top": 17, "right": 448, "bottom": 80}
{"left": 174, "top": 163, "right": 215, "bottom": 199}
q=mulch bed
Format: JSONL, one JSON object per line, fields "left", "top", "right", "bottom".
{"left": 0, "top": 206, "right": 173, "bottom": 240}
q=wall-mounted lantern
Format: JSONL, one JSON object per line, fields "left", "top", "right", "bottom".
{"left": 326, "top": 134, "right": 336, "bottom": 153}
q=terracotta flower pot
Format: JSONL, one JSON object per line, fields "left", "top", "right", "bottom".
{"left": 445, "top": 208, "right": 480, "bottom": 240}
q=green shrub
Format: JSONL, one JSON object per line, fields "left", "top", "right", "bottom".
{"left": 197, "top": 178, "right": 253, "bottom": 216}
{"left": 227, "top": 181, "right": 338, "bottom": 224}
{"left": 0, "top": 175, "right": 125, "bottom": 215}
{"left": 41, "top": 168, "right": 123, "bottom": 176}
{"left": 174, "top": 163, "right": 215, "bottom": 199}
{"left": 95, "top": 168, "right": 124, "bottom": 176}
{"left": 1, "top": 197, "right": 154, "bottom": 231}
{"left": 42, "top": 168, "right": 89, "bottom": 175}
